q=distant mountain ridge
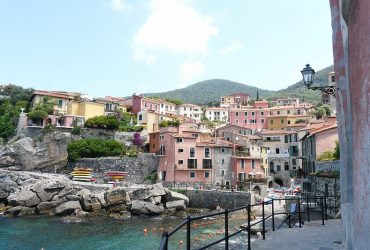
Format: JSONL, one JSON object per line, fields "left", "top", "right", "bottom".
{"left": 145, "top": 66, "right": 334, "bottom": 105}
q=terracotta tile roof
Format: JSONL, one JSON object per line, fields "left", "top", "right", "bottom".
{"left": 309, "top": 124, "right": 337, "bottom": 136}
{"left": 33, "top": 90, "right": 79, "bottom": 100}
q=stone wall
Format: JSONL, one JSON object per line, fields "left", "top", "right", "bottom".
{"left": 71, "top": 154, "right": 160, "bottom": 184}
{"left": 182, "top": 190, "right": 251, "bottom": 209}
{"left": 310, "top": 175, "right": 340, "bottom": 211}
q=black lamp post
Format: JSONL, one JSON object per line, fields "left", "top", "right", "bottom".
{"left": 301, "top": 64, "right": 335, "bottom": 96}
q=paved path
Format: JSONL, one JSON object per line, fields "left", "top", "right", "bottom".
{"left": 251, "top": 219, "right": 345, "bottom": 250}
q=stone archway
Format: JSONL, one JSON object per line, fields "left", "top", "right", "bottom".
{"left": 253, "top": 185, "right": 261, "bottom": 196}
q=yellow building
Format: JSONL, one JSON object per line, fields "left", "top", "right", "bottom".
{"left": 30, "top": 90, "right": 80, "bottom": 115}
{"left": 267, "top": 116, "right": 288, "bottom": 130}
{"left": 67, "top": 101, "right": 105, "bottom": 120}
{"left": 137, "top": 110, "right": 177, "bottom": 134}
{"left": 287, "top": 115, "right": 311, "bottom": 126}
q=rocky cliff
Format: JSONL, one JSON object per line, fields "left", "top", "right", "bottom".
{"left": 0, "top": 132, "right": 75, "bottom": 171}
{"left": 0, "top": 170, "right": 188, "bottom": 218}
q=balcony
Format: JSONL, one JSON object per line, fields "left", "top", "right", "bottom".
{"left": 267, "top": 152, "right": 290, "bottom": 158}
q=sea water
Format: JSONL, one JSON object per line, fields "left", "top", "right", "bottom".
{"left": 0, "top": 215, "right": 251, "bottom": 250}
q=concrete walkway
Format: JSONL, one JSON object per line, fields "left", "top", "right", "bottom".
{"left": 251, "top": 219, "right": 345, "bottom": 250}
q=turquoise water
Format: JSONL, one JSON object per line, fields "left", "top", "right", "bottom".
{"left": 0, "top": 215, "right": 250, "bottom": 250}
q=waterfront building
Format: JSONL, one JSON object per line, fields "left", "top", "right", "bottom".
{"left": 177, "top": 104, "right": 203, "bottom": 122}
{"left": 271, "top": 97, "right": 300, "bottom": 106}
{"left": 131, "top": 94, "right": 177, "bottom": 115}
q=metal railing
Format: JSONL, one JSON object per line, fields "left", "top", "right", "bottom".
{"left": 158, "top": 194, "right": 340, "bottom": 250}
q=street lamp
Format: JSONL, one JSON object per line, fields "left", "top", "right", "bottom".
{"left": 301, "top": 64, "right": 336, "bottom": 96}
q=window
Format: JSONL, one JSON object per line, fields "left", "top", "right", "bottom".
{"left": 221, "top": 158, "right": 225, "bottom": 164}
{"left": 150, "top": 104, "right": 152, "bottom": 110}
{"left": 287, "top": 110, "right": 291, "bottom": 114}
{"left": 144, "top": 102, "right": 147, "bottom": 108}
{"left": 203, "top": 159, "right": 212, "bottom": 169}
{"left": 177, "top": 138, "right": 183, "bottom": 143}
{"left": 160, "top": 135, "right": 164, "bottom": 140}
{"left": 331, "top": 75, "right": 336, "bottom": 82}
{"left": 251, "top": 112, "right": 255, "bottom": 116}
{"left": 189, "top": 172, "right": 195, "bottom": 178}
{"left": 250, "top": 119, "right": 256, "bottom": 124}
{"left": 161, "top": 103, "right": 164, "bottom": 108}
{"left": 284, "top": 162, "right": 289, "bottom": 171}
{"left": 204, "top": 148, "right": 210, "bottom": 158}
{"left": 235, "top": 112, "right": 239, "bottom": 117}
{"left": 292, "top": 159, "right": 297, "bottom": 165}
{"left": 184, "top": 107, "right": 186, "bottom": 111}
{"left": 270, "top": 120, "right": 273, "bottom": 124}
{"left": 221, "top": 148, "right": 225, "bottom": 153}
{"left": 57, "top": 99, "right": 63, "bottom": 108}
{"left": 188, "top": 159, "right": 197, "bottom": 169}
{"left": 288, "top": 121, "right": 291, "bottom": 124}
{"left": 204, "top": 172, "right": 210, "bottom": 178}
{"left": 221, "top": 169, "right": 225, "bottom": 176}
{"left": 281, "top": 119, "right": 284, "bottom": 124}
{"left": 277, "top": 111, "right": 280, "bottom": 115}
{"left": 235, "top": 119, "right": 239, "bottom": 124}
{"left": 178, "top": 160, "right": 183, "bottom": 164}
{"left": 238, "top": 173, "right": 246, "bottom": 182}
{"left": 178, "top": 148, "right": 184, "bottom": 153}
{"left": 270, "top": 162, "right": 274, "bottom": 173}
{"left": 261, "top": 119, "right": 265, "bottom": 123}
{"left": 252, "top": 159, "right": 255, "bottom": 169}
{"left": 276, "top": 148, "right": 280, "bottom": 154}
{"left": 244, "top": 119, "right": 248, "bottom": 124}
{"left": 160, "top": 145, "right": 166, "bottom": 155}
{"left": 244, "top": 112, "right": 248, "bottom": 116}
{"left": 138, "top": 114, "right": 143, "bottom": 121}
{"left": 277, "top": 165, "right": 281, "bottom": 171}
{"left": 285, "top": 135, "right": 288, "bottom": 143}
{"left": 190, "top": 147, "right": 195, "bottom": 157}
{"left": 260, "top": 111, "right": 264, "bottom": 116}
{"left": 241, "top": 159, "right": 245, "bottom": 169}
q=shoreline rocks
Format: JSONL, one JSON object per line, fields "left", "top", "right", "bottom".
{"left": 0, "top": 170, "right": 188, "bottom": 218}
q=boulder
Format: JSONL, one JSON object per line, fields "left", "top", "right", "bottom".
{"left": 153, "top": 196, "right": 162, "bottom": 205}
{"left": 131, "top": 200, "right": 164, "bottom": 215}
{"left": 107, "top": 204, "right": 127, "bottom": 213}
{"left": 165, "top": 190, "right": 189, "bottom": 206}
{"left": 81, "top": 194, "right": 92, "bottom": 211}
{"left": 55, "top": 201, "right": 82, "bottom": 215}
{"left": 65, "top": 195, "right": 81, "bottom": 201}
{"left": 31, "top": 180, "right": 61, "bottom": 202}
{"left": 166, "top": 200, "right": 186, "bottom": 210}
{"left": 5, "top": 206, "right": 35, "bottom": 216}
{"left": 7, "top": 187, "right": 41, "bottom": 207}
{"left": 0, "top": 176, "right": 18, "bottom": 199}
{"left": 96, "top": 192, "right": 107, "bottom": 208}
{"left": 90, "top": 197, "right": 101, "bottom": 212}
{"left": 37, "top": 198, "right": 67, "bottom": 214}
{"left": 149, "top": 183, "right": 166, "bottom": 196}
{"left": 105, "top": 188, "right": 127, "bottom": 206}
{"left": 130, "top": 187, "right": 151, "bottom": 200}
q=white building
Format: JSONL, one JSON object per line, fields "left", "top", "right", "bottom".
{"left": 205, "top": 107, "right": 229, "bottom": 122}
{"left": 177, "top": 104, "right": 203, "bottom": 122}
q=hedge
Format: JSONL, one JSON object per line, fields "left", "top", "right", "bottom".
{"left": 84, "top": 115, "right": 119, "bottom": 130}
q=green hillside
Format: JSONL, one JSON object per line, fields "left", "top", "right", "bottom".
{"left": 146, "top": 66, "right": 334, "bottom": 105}
{"left": 266, "top": 65, "right": 334, "bottom": 103}
{"left": 146, "top": 79, "right": 272, "bottom": 105}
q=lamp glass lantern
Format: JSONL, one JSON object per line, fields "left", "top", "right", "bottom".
{"left": 301, "top": 64, "right": 315, "bottom": 88}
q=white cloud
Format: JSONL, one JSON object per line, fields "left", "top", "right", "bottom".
{"left": 218, "top": 40, "right": 244, "bottom": 55}
{"left": 132, "top": 0, "right": 218, "bottom": 63}
{"left": 179, "top": 60, "right": 205, "bottom": 85}
{"left": 132, "top": 48, "right": 157, "bottom": 65}
{"left": 111, "top": 0, "right": 132, "bottom": 11}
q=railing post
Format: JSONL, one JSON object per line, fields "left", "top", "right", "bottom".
{"left": 298, "top": 197, "right": 302, "bottom": 228}
{"left": 186, "top": 216, "right": 191, "bottom": 250}
{"left": 321, "top": 197, "right": 325, "bottom": 226}
{"left": 324, "top": 196, "right": 328, "bottom": 220}
{"left": 161, "top": 231, "right": 169, "bottom": 250}
{"left": 262, "top": 201, "right": 265, "bottom": 240}
{"left": 247, "top": 205, "right": 251, "bottom": 250}
{"left": 271, "top": 198, "right": 275, "bottom": 231}
{"left": 288, "top": 214, "right": 291, "bottom": 228}
{"left": 225, "top": 209, "right": 229, "bottom": 250}
{"left": 306, "top": 195, "right": 310, "bottom": 222}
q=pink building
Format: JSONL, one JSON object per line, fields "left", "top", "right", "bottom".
{"left": 231, "top": 156, "right": 264, "bottom": 187}
{"left": 229, "top": 107, "right": 269, "bottom": 130}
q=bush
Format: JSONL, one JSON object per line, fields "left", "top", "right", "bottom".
{"left": 333, "top": 140, "right": 340, "bottom": 159}
{"left": 317, "top": 151, "right": 335, "bottom": 161}
{"left": 67, "top": 138, "right": 124, "bottom": 162}
{"left": 43, "top": 124, "right": 53, "bottom": 133}
{"left": 295, "top": 118, "right": 307, "bottom": 124}
{"left": 84, "top": 115, "right": 119, "bottom": 130}
{"left": 71, "top": 126, "right": 82, "bottom": 135}
{"left": 28, "top": 109, "right": 48, "bottom": 123}
{"left": 159, "top": 119, "right": 180, "bottom": 128}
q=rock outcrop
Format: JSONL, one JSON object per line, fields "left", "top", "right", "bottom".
{"left": 0, "top": 170, "right": 188, "bottom": 218}
{"left": 0, "top": 132, "right": 75, "bottom": 171}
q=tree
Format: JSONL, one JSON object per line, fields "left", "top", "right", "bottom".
{"left": 84, "top": 115, "right": 119, "bottom": 130}
{"left": 317, "top": 151, "right": 335, "bottom": 161}
{"left": 28, "top": 109, "right": 48, "bottom": 124}
{"left": 311, "top": 106, "right": 327, "bottom": 119}
{"left": 333, "top": 140, "right": 340, "bottom": 159}
{"left": 321, "top": 104, "right": 331, "bottom": 116}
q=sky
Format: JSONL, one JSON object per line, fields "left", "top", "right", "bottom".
{"left": 0, "top": 0, "right": 333, "bottom": 98}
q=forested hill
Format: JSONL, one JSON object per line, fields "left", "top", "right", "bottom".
{"left": 146, "top": 79, "right": 272, "bottom": 105}
{"left": 146, "top": 66, "right": 334, "bottom": 105}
